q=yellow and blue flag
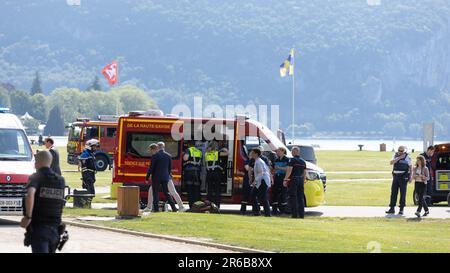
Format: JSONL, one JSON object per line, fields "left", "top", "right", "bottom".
{"left": 279, "top": 48, "right": 294, "bottom": 77}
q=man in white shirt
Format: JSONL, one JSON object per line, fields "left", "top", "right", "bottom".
{"left": 251, "top": 148, "right": 271, "bottom": 217}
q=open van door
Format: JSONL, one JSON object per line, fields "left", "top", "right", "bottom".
{"left": 277, "top": 129, "right": 286, "bottom": 146}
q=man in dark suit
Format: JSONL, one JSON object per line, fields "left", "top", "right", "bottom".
{"left": 44, "top": 137, "right": 61, "bottom": 175}
{"left": 146, "top": 142, "right": 177, "bottom": 212}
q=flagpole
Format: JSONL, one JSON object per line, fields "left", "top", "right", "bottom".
{"left": 291, "top": 48, "right": 295, "bottom": 143}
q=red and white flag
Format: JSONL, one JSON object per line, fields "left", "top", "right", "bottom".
{"left": 101, "top": 61, "right": 118, "bottom": 86}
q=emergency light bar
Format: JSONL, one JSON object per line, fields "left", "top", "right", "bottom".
{"left": 76, "top": 117, "right": 90, "bottom": 122}
{"left": 0, "top": 107, "right": 10, "bottom": 113}
{"left": 98, "top": 115, "right": 118, "bottom": 121}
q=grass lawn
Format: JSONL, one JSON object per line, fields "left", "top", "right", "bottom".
{"left": 34, "top": 146, "right": 438, "bottom": 206}
{"left": 316, "top": 150, "right": 421, "bottom": 172}
{"left": 62, "top": 208, "right": 450, "bottom": 253}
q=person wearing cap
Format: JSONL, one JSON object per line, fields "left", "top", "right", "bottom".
{"left": 78, "top": 139, "right": 99, "bottom": 195}
{"left": 386, "top": 145, "right": 413, "bottom": 215}
{"left": 271, "top": 147, "right": 289, "bottom": 215}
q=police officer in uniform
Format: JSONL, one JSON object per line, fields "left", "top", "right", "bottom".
{"left": 386, "top": 146, "right": 412, "bottom": 215}
{"left": 78, "top": 139, "right": 99, "bottom": 195}
{"left": 183, "top": 142, "right": 203, "bottom": 208}
{"left": 271, "top": 147, "right": 289, "bottom": 215}
{"left": 21, "top": 151, "right": 66, "bottom": 253}
{"left": 205, "top": 141, "right": 228, "bottom": 209}
{"left": 283, "top": 146, "right": 307, "bottom": 219}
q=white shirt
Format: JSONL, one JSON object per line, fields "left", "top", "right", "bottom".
{"left": 253, "top": 157, "right": 271, "bottom": 188}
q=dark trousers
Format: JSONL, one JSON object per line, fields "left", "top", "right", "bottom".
{"left": 153, "top": 179, "right": 177, "bottom": 212}
{"left": 415, "top": 182, "right": 429, "bottom": 213}
{"left": 207, "top": 169, "right": 222, "bottom": 208}
{"left": 184, "top": 169, "right": 201, "bottom": 208}
{"left": 389, "top": 173, "right": 409, "bottom": 209}
{"left": 272, "top": 173, "right": 287, "bottom": 214}
{"left": 30, "top": 225, "right": 59, "bottom": 253}
{"left": 240, "top": 178, "right": 252, "bottom": 213}
{"left": 81, "top": 171, "right": 96, "bottom": 195}
{"left": 289, "top": 176, "right": 305, "bottom": 218}
{"left": 252, "top": 182, "right": 271, "bottom": 217}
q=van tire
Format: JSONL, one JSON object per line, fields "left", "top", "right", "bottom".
{"left": 95, "top": 154, "right": 109, "bottom": 172}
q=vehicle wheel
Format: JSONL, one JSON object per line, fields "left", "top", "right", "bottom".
{"left": 447, "top": 193, "right": 450, "bottom": 207}
{"left": 413, "top": 190, "right": 419, "bottom": 206}
{"left": 95, "top": 155, "right": 108, "bottom": 172}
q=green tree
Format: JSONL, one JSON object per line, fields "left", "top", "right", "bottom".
{"left": 111, "top": 85, "right": 158, "bottom": 114}
{"left": 30, "top": 71, "right": 43, "bottom": 95}
{"left": 44, "top": 105, "right": 65, "bottom": 136}
{"left": 47, "top": 88, "right": 84, "bottom": 124}
{"left": 0, "top": 87, "right": 10, "bottom": 108}
{"left": 9, "top": 90, "right": 32, "bottom": 115}
{"left": 29, "top": 93, "right": 48, "bottom": 122}
{"left": 23, "top": 118, "right": 40, "bottom": 135}
{"left": 86, "top": 75, "right": 102, "bottom": 91}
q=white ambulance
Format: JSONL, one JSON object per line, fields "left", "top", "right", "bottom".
{"left": 0, "top": 108, "right": 34, "bottom": 215}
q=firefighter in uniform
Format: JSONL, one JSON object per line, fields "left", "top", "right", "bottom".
{"left": 283, "top": 146, "right": 307, "bottom": 219}
{"left": 386, "top": 146, "right": 412, "bottom": 215}
{"left": 21, "top": 150, "right": 66, "bottom": 253}
{"left": 183, "top": 142, "right": 203, "bottom": 208}
{"left": 78, "top": 139, "right": 99, "bottom": 195}
{"left": 205, "top": 141, "right": 228, "bottom": 209}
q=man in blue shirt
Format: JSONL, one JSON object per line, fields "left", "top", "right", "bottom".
{"left": 284, "top": 146, "right": 307, "bottom": 219}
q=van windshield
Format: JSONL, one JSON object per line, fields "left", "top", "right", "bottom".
{"left": 0, "top": 129, "right": 33, "bottom": 161}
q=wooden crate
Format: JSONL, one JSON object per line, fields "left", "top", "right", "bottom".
{"left": 117, "top": 186, "right": 140, "bottom": 217}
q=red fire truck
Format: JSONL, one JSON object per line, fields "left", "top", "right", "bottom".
{"left": 112, "top": 111, "right": 326, "bottom": 207}
{"left": 66, "top": 116, "right": 117, "bottom": 171}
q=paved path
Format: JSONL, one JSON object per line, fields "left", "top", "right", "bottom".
{"left": 0, "top": 217, "right": 235, "bottom": 253}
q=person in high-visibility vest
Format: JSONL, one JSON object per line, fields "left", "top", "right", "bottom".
{"left": 183, "top": 142, "right": 203, "bottom": 208}
{"left": 205, "top": 141, "right": 228, "bottom": 209}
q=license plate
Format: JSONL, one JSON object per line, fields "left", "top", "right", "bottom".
{"left": 0, "top": 198, "right": 22, "bottom": 207}
{"left": 439, "top": 184, "right": 449, "bottom": 190}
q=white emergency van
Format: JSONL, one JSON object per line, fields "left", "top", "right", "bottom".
{"left": 0, "top": 108, "right": 34, "bottom": 215}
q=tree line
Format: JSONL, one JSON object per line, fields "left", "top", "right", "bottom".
{"left": 0, "top": 74, "right": 158, "bottom": 135}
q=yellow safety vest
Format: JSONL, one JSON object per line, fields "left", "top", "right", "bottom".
{"left": 205, "top": 151, "right": 221, "bottom": 170}
{"left": 185, "top": 147, "right": 202, "bottom": 166}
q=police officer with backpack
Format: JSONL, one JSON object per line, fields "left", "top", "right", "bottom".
{"left": 20, "top": 151, "right": 66, "bottom": 253}
{"left": 79, "top": 139, "right": 99, "bottom": 195}
{"left": 386, "top": 146, "right": 413, "bottom": 215}
{"left": 183, "top": 141, "right": 203, "bottom": 208}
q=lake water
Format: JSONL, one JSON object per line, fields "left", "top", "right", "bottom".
{"left": 31, "top": 135, "right": 449, "bottom": 152}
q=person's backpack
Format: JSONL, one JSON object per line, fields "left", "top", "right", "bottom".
{"left": 189, "top": 200, "right": 220, "bottom": 213}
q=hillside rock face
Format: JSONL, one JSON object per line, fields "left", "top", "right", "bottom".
{"left": 0, "top": 0, "right": 449, "bottom": 138}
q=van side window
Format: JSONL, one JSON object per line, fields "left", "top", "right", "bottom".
{"left": 125, "top": 132, "right": 179, "bottom": 159}
{"left": 106, "top": 127, "right": 116, "bottom": 137}
{"left": 85, "top": 126, "right": 99, "bottom": 139}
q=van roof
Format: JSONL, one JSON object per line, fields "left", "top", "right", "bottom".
{"left": 0, "top": 113, "right": 25, "bottom": 130}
